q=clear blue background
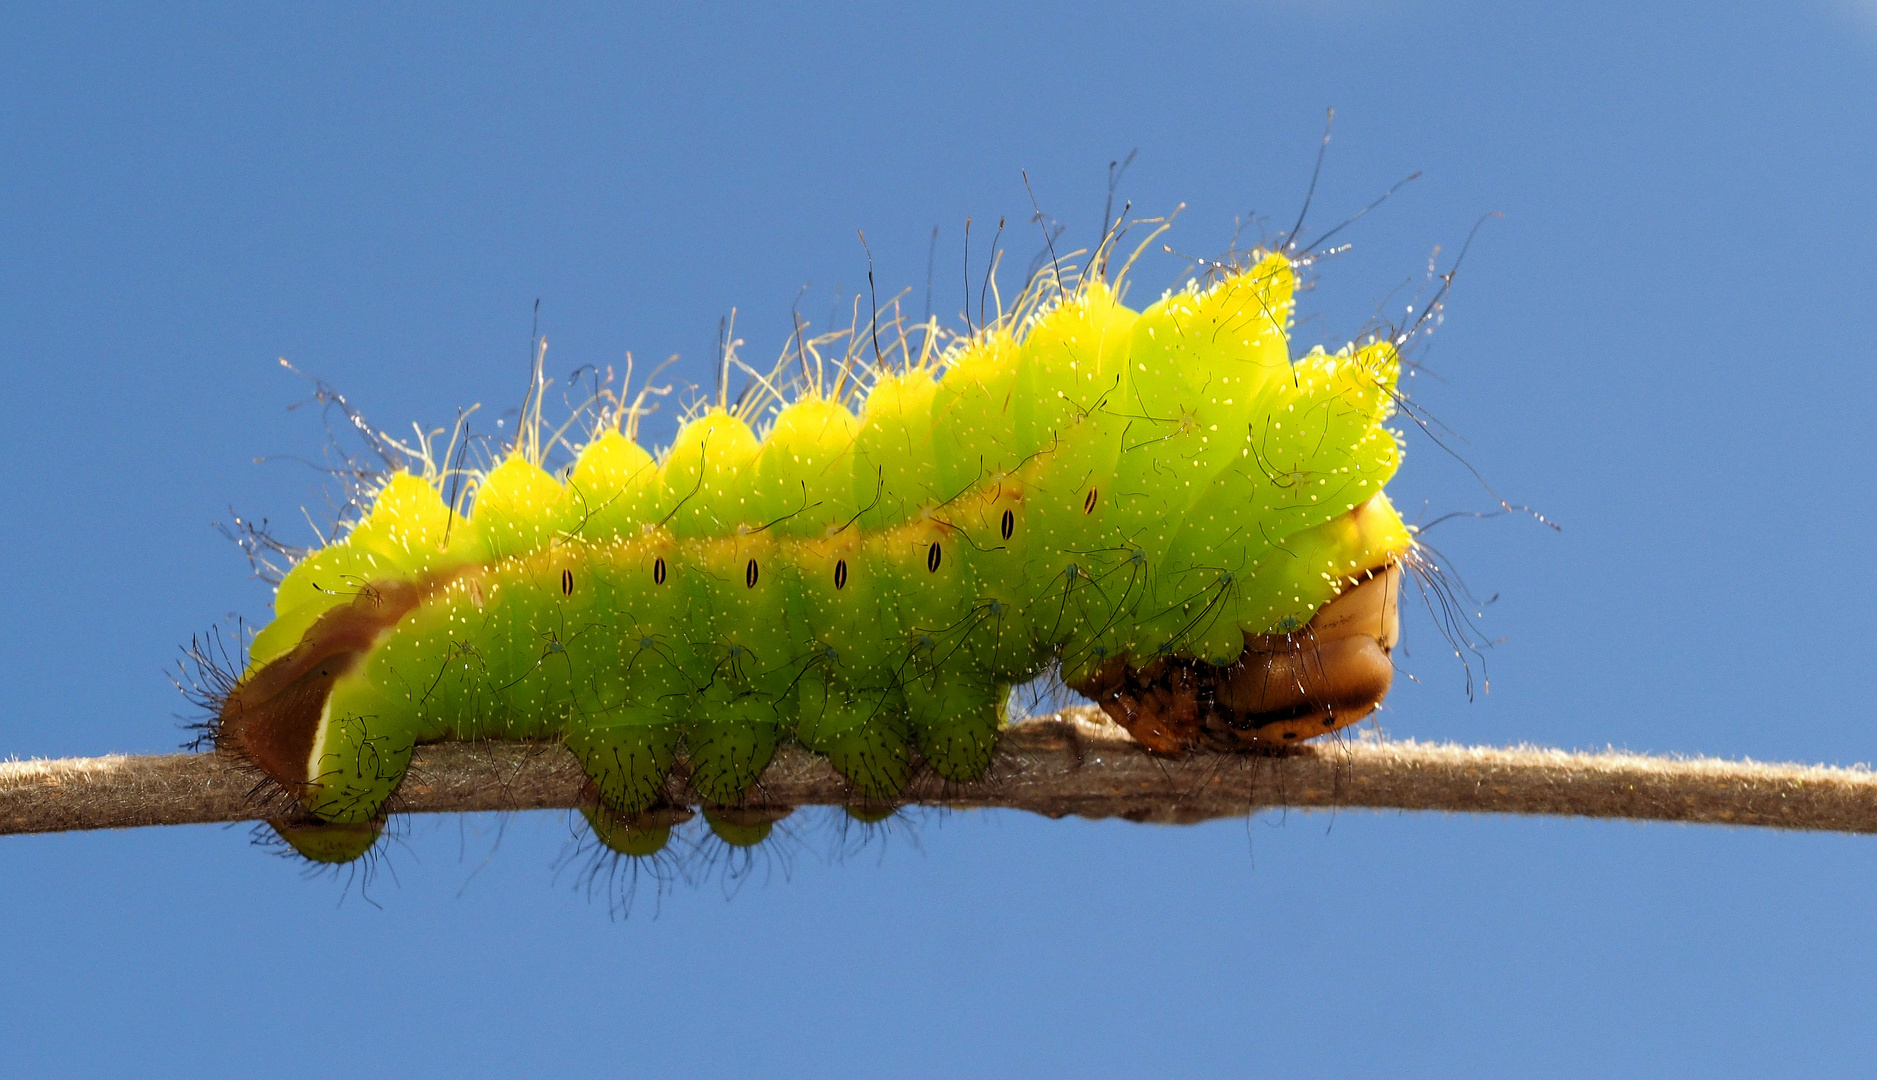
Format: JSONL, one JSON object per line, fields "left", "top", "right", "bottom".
{"left": 3, "top": 2, "right": 1875, "bottom": 1076}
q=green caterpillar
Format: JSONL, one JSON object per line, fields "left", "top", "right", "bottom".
{"left": 217, "top": 246, "right": 1412, "bottom": 864}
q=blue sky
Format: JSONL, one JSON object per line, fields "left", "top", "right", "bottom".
{"left": 3, "top": 2, "right": 1875, "bottom": 1076}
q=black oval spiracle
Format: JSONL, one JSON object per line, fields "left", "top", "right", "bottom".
{"left": 652, "top": 557, "right": 667, "bottom": 585}
{"left": 560, "top": 568, "right": 574, "bottom": 596}
{"left": 833, "top": 559, "right": 848, "bottom": 590}
{"left": 1083, "top": 487, "right": 1099, "bottom": 514}
{"left": 926, "top": 542, "right": 942, "bottom": 573}
{"left": 1000, "top": 507, "right": 1014, "bottom": 540}
{"left": 745, "top": 558, "right": 759, "bottom": 588}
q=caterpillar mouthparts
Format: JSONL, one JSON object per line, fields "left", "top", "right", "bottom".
{"left": 214, "top": 245, "right": 1417, "bottom": 863}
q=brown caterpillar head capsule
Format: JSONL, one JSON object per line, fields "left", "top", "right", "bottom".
{"left": 1071, "top": 560, "right": 1402, "bottom": 754}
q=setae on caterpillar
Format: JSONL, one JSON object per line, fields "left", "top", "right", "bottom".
{"left": 214, "top": 231, "right": 1412, "bottom": 865}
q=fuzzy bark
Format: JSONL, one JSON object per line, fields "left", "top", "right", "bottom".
{"left": 4, "top": 710, "right": 1875, "bottom": 836}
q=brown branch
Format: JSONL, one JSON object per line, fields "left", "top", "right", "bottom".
{"left": 4, "top": 709, "right": 1877, "bottom": 837}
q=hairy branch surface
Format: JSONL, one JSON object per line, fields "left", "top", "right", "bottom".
{"left": 4, "top": 710, "right": 1876, "bottom": 837}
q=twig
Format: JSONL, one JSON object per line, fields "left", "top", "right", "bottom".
{"left": 3, "top": 709, "right": 1875, "bottom": 837}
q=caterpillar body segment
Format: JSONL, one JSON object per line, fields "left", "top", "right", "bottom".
{"left": 215, "top": 250, "right": 1415, "bottom": 857}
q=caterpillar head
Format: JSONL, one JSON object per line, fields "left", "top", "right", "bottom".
{"left": 1072, "top": 491, "right": 1411, "bottom": 753}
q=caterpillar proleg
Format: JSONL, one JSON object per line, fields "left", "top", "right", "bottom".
{"left": 215, "top": 236, "right": 1413, "bottom": 864}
